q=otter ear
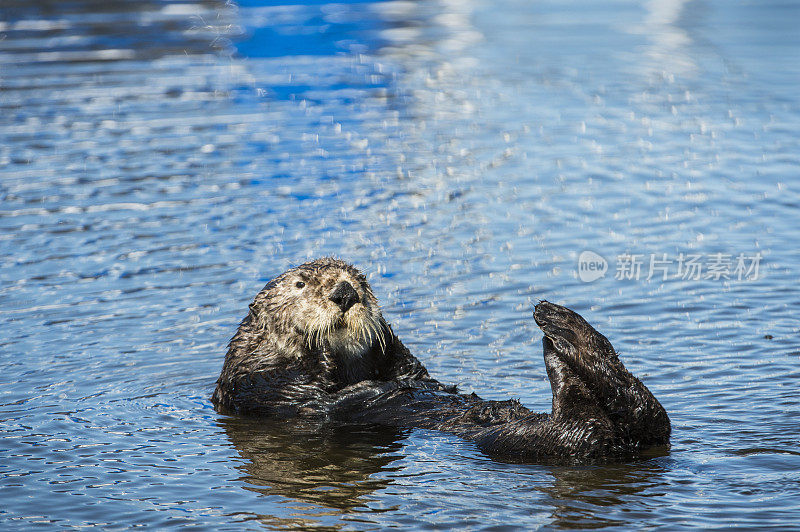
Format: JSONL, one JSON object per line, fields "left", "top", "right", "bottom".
{"left": 246, "top": 297, "right": 271, "bottom": 330}
{"left": 244, "top": 302, "right": 263, "bottom": 332}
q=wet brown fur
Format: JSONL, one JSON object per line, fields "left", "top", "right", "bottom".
{"left": 212, "top": 258, "right": 670, "bottom": 462}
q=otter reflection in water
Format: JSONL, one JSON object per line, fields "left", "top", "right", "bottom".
{"left": 220, "top": 416, "right": 406, "bottom": 511}
{"left": 212, "top": 258, "right": 670, "bottom": 462}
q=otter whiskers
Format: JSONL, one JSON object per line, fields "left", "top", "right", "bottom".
{"left": 302, "top": 306, "right": 385, "bottom": 358}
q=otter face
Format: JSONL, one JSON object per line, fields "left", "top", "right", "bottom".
{"left": 258, "top": 258, "right": 385, "bottom": 358}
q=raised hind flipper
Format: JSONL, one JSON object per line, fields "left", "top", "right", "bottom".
{"left": 533, "top": 301, "right": 670, "bottom": 451}
{"left": 323, "top": 335, "right": 620, "bottom": 461}
{"left": 320, "top": 302, "right": 668, "bottom": 461}
{"left": 471, "top": 335, "right": 618, "bottom": 460}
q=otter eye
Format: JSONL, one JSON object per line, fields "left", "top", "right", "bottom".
{"left": 295, "top": 281, "right": 306, "bottom": 289}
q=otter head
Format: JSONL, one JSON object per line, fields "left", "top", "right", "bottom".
{"left": 252, "top": 257, "right": 385, "bottom": 359}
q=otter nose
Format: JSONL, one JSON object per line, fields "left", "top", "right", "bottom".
{"left": 329, "top": 281, "right": 359, "bottom": 313}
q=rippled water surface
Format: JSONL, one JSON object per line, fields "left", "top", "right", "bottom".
{"left": 2, "top": 0, "right": 800, "bottom": 529}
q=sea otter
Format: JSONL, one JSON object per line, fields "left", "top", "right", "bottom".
{"left": 212, "top": 257, "right": 670, "bottom": 461}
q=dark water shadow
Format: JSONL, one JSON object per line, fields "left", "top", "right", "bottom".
{"left": 219, "top": 416, "right": 408, "bottom": 512}
{"left": 540, "top": 455, "right": 673, "bottom": 529}
{"left": 220, "top": 412, "right": 674, "bottom": 529}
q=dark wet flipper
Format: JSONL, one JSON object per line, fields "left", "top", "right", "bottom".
{"left": 326, "top": 375, "right": 617, "bottom": 461}
{"left": 534, "top": 301, "right": 670, "bottom": 451}
{"left": 451, "top": 339, "right": 617, "bottom": 461}
{"left": 543, "top": 337, "right": 609, "bottom": 424}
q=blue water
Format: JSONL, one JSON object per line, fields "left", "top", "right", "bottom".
{"left": 1, "top": 0, "right": 799, "bottom": 529}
